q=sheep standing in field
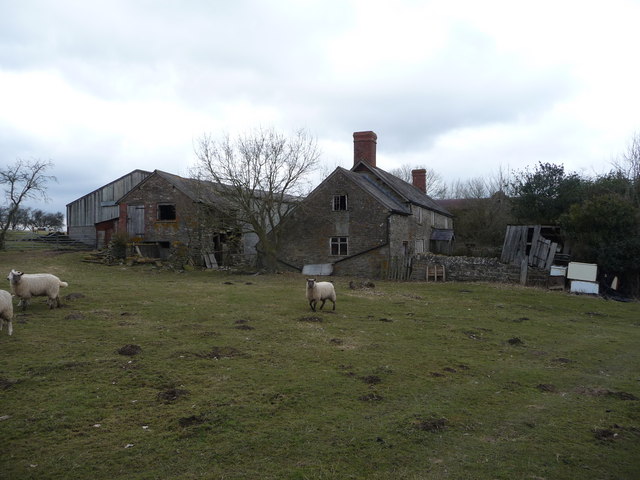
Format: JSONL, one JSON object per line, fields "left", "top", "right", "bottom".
{"left": 306, "top": 278, "right": 336, "bottom": 312}
{"left": 7, "top": 269, "right": 69, "bottom": 311}
{"left": 0, "top": 290, "right": 13, "bottom": 335}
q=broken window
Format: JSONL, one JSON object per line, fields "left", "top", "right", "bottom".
{"left": 330, "top": 236, "right": 348, "bottom": 256}
{"left": 157, "top": 204, "right": 176, "bottom": 221}
{"left": 332, "top": 195, "right": 348, "bottom": 211}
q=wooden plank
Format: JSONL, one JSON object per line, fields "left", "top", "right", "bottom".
{"left": 528, "top": 226, "right": 541, "bottom": 264}
{"left": 520, "top": 257, "right": 528, "bottom": 285}
{"left": 545, "top": 242, "right": 558, "bottom": 270}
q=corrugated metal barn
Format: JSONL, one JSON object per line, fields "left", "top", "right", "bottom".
{"left": 66, "top": 170, "right": 152, "bottom": 248}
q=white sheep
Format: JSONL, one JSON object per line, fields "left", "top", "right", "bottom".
{"left": 0, "top": 290, "right": 13, "bottom": 335}
{"left": 306, "top": 278, "right": 336, "bottom": 311}
{"left": 7, "top": 269, "right": 69, "bottom": 311}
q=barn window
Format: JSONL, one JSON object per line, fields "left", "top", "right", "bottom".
{"left": 157, "top": 204, "right": 176, "bottom": 221}
{"left": 332, "top": 195, "right": 348, "bottom": 211}
{"left": 415, "top": 239, "right": 425, "bottom": 254}
{"left": 330, "top": 236, "right": 348, "bottom": 256}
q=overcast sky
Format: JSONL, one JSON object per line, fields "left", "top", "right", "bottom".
{"left": 2, "top": 0, "right": 640, "bottom": 216}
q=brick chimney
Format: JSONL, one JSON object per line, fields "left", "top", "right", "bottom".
{"left": 412, "top": 169, "right": 426, "bottom": 194}
{"left": 353, "top": 131, "right": 377, "bottom": 168}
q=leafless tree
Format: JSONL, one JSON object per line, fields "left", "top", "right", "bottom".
{"left": 0, "top": 159, "right": 56, "bottom": 249}
{"left": 193, "top": 127, "right": 320, "bottom": 271}
{"left": 612, "top": 132, "right": 640, "bottom": 207}
{"left": 389, "top": 164, "right": 447, "bottom": 198}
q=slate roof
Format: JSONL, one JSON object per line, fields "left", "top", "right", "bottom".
{"left": 343, "top": 162, "right": 452, "bottom": 217}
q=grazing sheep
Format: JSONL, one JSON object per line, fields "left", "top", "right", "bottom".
{"left": 306, "top": 278, "right": 336, "bottom": 311}
{"left": 0, "top": 290, "right": 13, "bottom": 335}
{"left": 7, "top": 269, "right": 69, "bottom": 311}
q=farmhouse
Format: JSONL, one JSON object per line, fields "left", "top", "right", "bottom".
{"left": 272, "top": 131, "right": 454, "bottom": 278}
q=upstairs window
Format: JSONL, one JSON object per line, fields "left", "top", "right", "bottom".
{"left": 330, "top": 236, "right": 348, "bottom": 256}
{"left": 157, "top": 204, "right": 176, "bottom": 221}
{"left": 333, "top": 195, "right": 348, "bottom": 211}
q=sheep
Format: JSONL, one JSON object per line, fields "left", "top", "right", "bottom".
{"left": 7, "top": 269, "right": 69, "bottom": 311}
{"left": 0, "top": 290, "right": 13, "bottom": 335}
{"left": 306, "top": 278, "right": 336, "bottom": 311}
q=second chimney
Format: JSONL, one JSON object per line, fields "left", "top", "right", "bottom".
{"left": 412, "top": 169, "right": 426, "bottom": 194}
{"left": 353, "top": 131, "right": 377, "bottom": 168}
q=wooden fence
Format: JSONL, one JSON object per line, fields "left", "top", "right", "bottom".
{"left": 500, "top": 225, "right": 558, "bottom": 270}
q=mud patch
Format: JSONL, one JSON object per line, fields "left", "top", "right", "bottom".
{"left": 359, "top": 393, "right": 384, "bottom": 402}
{"left": 576, "top": 387, "right": 638, "bottom": 400}
{"left": 553, "top": 357, "right": 573, "bottom": 364}
{"left": 234, "top": 324, "right": 255, "bottom": 330}
{"left": 537, "top": 384, "right": 558, "bottom": 393}
{"left": 157, "top": 388, "right": 189, "bottom": 403}
{"left": 329, "top": 338, "right": 344, "bottom": 345}
{"left": 117, "top": 344, "right": 142, "bottom": 356}
{"left": 508, "top": 337, "right": 524, "bottom": 346}
{"left": 379, "top": 318, "right": 394, "bottom": 323}
{"left": 196, "top": 346, "right": 245, "bottom": 359}
{"left": 361, "top": 375, "right": 382, "bottom": 385}
{"left": 65, "top": 313, "right": 85, "bottom": 321}
{"left": 179, "top": 415, "right": 205, "bottom": 427}
{"left": 413, "top": 417, "right": 448, "bottom": 432}
{"left": 0, "top": 378, "right": 15, "bottom": 390}
{"left": 64, "top": 293, "right": 85, "bottom": 301}
{"left": 298, "top": 316, "right": 323, "bottom": 323}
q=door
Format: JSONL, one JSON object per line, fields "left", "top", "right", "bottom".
{"left": 127, "top": 205, "right": 145, "bottom": 237}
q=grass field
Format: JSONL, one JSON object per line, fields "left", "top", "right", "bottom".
{"left": 1, "top": 249, "right": 639, "bottom": 479}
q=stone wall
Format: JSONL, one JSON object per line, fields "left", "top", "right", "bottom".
{"left": 411, "top": 253, "right": 521, "bottom": 284}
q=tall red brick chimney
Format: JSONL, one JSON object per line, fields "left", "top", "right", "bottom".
{"left": 412, "top": 169, "right": 426, "bottom": 194}
{"left": 353, "top": 131, "right": 377, "bottom": 168}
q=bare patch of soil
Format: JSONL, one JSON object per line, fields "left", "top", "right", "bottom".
{"left": 65, "top": 313, "right": 85, "bottom": 321}
{"left": 413, "top": 417, "right": 448, "bottom": 432}
{"left": 157, "top": 388, "right": 189, "bottom": 403}
{"left": 234, "top": 324, "right": 254, "bottom": 330}
{"left": 537, "top": 384, "right": 558, "bottom": 393}
{"left": 361, "top": 375, "right": 382, "bottom": 385}
{"left": 179, "top": 415, "right": 205, "bottom": 427}
{"left": 329, "top": 338, "right": 344, "bottom": 345}
{"left": 298, "top": 316, "right": 323, "bottom": 323}
{"left": 117, "top": 344, "right": 142, "bottom": 356}
{"left": 64, "top": 293, "right": 85, "bottom": 301}
{"left": 508, "top": 337, "right": 524, "bottom": 346}
{"left": 196, "top": 346, "right": 244, "bottom": 359}
{"left": 576, "top": 387, "right": 638, "bottom": 400}
{"left": 359, "top": 393, "right": 384, "bottom": 401}
{"left": 0, "top": 378, "right": 15, "bottom": 390}
{"left": 349, "top": 280, "right": 375, "bottom": 290}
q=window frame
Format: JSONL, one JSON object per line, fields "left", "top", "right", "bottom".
{"left": 157, "top": 203, "right": 177, "bottom": 221}
{"left": 332, "top": 194, "right": 348, "bottom": 211}
{"left": 330, "top": 236, "right": 348, "bottom": 256}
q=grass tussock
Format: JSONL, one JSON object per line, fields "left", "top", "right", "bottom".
{"left": 1, "top": 249, "right": 640, "bottom": 479}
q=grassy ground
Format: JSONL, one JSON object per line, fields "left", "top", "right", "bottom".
{"left": 1, "top": 249, "right": 639, "bottom": 479}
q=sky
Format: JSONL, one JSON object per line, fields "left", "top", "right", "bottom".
{"left": 2, "top": 0, "right": 640, "bottom": 218}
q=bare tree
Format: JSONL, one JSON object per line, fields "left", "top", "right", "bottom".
{"left": 0, "top": 159, "right": 55, "bottom": 249}
{"left": 389, "top": 164, "right": 447, "bottom": 197}
{"left": 194, "top": 127, "right": 320, "bottom": 271}
{"left": 612, "top": 132, "right": 640, "bottom": 207}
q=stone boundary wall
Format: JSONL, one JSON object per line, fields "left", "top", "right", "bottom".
{"left": 411, "top": 253, "right": 522, "bottom": 284}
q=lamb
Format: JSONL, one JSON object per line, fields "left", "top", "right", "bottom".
{"left": 7, "top": 269, "right": 69, "bottom": 311}
{"left": 306, "top": 278, "right": 336, "bottom": 311}
{"left": 0, "top": 290, "right": 13, "bottom": 335}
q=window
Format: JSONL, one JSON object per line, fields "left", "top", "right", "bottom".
{"left": 416, "top": 206, "right": 423, "bottom": 224}
{"left": 157, "top": 204, "right": 176, "bottom": 221}
{"left": 332, "top": 195, "right": 348, "bottom": 211}
{"left": 415, "top": 239, "right": 425, "bottom": 254}
{"left": 330, "top": 236, "right": 348, "bottom": 256}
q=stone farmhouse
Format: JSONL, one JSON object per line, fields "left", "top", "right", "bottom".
{"left": 272, "top": 131, "right": 454, "bottom": 278}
